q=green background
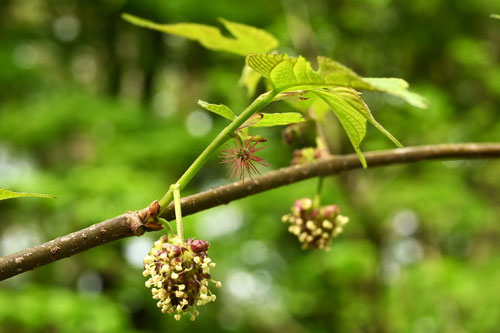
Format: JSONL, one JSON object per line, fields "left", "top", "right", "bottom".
{"left": 0, "top": 0, "right": 499, "bottom": 332}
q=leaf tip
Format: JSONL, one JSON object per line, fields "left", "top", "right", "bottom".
{"left": 409, "top": 93, "right": 430, "bottom": 109}
{"left": 419, "top": 99, "right": 430, "bottom": 109}
{"left": 32, "top": 193, "right": 57, "bottom": 200}
{"left": 217, "top": 17, "right": 229, "bottom": 25}
{"left": 121, "top": 13, "right": 136, "bottom": 23}
{"left": 355, "top": 149, "right": 367, "bottom": 169}
{"left": 244, "top": 52, "right": 256, "bottom": 65}
{"left": 0, "top": 187, "right": 57, "bottom": 201}
{"left": 121, "top": 13, "right": 157, "bottom": 30}
{"left": 361, "top": 158, "right": 368, "bottom": 169}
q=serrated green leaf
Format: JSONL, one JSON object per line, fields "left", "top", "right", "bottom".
{"left": 361, "top": 78, "right": 428, "bottom": 109}
{"left": 122, "top": 14, "right": 278, "bottom": 56}
{"left": 317, "top": 57, "right": 428, "bottom": 108}
{"left": 246, "top": 53, "right": 286, "bottom": 77}
{"left": 247, "top": 54, "right": 321, "bottom": 91}
{"left": 246, "top": 53, "right": 428, "bottom": 108}
{"left": 239, "top": 65, "right": 262, "bottom": 97}
{"left": 313, "top": 91, "right": 367, "bottom": 168}
{"left": 250, "top": 112, "right": 305, "bottom": 127}
{"left": 0, "top": 187, "right": 56, "bottom": 201}
{"left": 198, "top": 100, "right": 235, "bottom": 120}
{"left": 317, "top": 56, "right": 368, "bottom": 87}
{"left": 274, "top": 91, "right": 331, "bottom": 120}
{"left": 218, "top": 18, "right": 278, "bottom": 54}
{"left": 240, "top": 113, "right": 264, "bottom": 129}
{"left": 326, "top": 88, "right": 402, "bottom": 147}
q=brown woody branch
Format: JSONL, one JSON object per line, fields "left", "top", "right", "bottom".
{"left": 1, "top": 143, "right": 499, "bottom": 281}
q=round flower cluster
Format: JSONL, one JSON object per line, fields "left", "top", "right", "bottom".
{"left": 291, "top": 147, "right": 329, "bottom": 165}
{"left": 143, "top": 235, "right": 221, "bottom": 321}
{"left": 282, "top": 198, "right": 349, "bottom": 250}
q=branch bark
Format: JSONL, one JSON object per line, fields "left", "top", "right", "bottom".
{"left": 1, "top": 143, "right": 499, "bottom": 281}
{"left": 0, "top": 212, "right": 146, "bottom": 281}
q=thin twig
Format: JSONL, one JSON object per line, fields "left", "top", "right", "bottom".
{"left": 1, "top": 143, "right": 499, "bottom": 281}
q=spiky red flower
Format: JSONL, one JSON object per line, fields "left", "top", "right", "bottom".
{"left": 219, "top": 136, "right": 268, "bottom": 181}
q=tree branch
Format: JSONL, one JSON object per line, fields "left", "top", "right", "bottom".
{"left": 0, "top": 212, "right": 146, "bottom": 281}
{"left": 1, "top": 143, "right": 499, "bottom": 281}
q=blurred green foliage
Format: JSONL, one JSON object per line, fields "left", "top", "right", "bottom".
{"left": 0, "top": 0, "right": 499, "bottom": 332}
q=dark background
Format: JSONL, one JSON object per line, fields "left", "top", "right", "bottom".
{"left": 0, "top": 0, "right": 499, "bottom": 332}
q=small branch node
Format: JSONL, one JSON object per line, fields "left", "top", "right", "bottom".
{"left": 127, "top": 211, "right": 146, "bottom": 236}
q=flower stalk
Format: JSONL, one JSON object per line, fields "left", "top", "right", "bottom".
{"left": 314, "top": 176, "right": 325, "bottom": 207}
{"left": 158, "top": 90, "right": 278, "bottom": 216}
{"left": 171, "top": 184, "right": 184, "bottom": 241}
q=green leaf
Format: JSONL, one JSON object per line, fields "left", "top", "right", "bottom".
{"left": 317, "top": 57, "right": 428, "bottom": 108}
{"left": 274, "top": 91, "right": 331, "bottom": 120}
{"left": 239, "top": 65, "right": 262, "bottom": 97}
{"left": 246, "top": 53, "right": 287, "bottom": 77}
{"left": 218, "top": 18, "right": 278, "bottom": 54}
{"left": 325, "top": 88, "right": 402, "bottom": 147}
{"left": 316, "top": 56, "right": 368, "bottom": 87}
{"left": 311, "top": 88, "right": 402, "bottom": 167}
{"left": 240, "top": 113, "right": 263, "bottom": 129}
{"left": 313, "top": 90, "right": 367, "bottom": 168}
{"left": 250, "top": 112, "right": 305, "bottom": 127}
{"left": 122, "top": 14, "right": 278, "bottom": 56}
{"left": 247, "top": 54, "right": 322, "bottom": 91}
{"left": 246, "top": 53, "right": 428, "bottom": 108}
{"left": 361, "top": 78, "right": 428, "bottom": 109}
{"left": 491, "top": 14, "right": 500, "bottom": 20}
{"left": 0, "top": 187, "right": 56, "bottom": 201}
{"left": 198, "top": 100, "right": 235, "bottom": 120}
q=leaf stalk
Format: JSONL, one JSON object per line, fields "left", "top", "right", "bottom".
{"left": 158, "top": 90, "right": 278, "bottom": 214}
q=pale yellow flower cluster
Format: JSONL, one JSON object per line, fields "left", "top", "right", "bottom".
{"left": 143, "top": 235, "right": 221, "bottom": 321}
{"left": 282, "top": 198, "right": 349, "bottom": 250}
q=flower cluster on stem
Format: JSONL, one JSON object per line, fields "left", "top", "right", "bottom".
{"left": 143, "top": 235, "right": 221, "bottom": 320}
{"left": 291, "top": 146, "right": 330, "bottom": 165}
{"left": 282, "top": 198, "right": 349, "bottom": 250}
